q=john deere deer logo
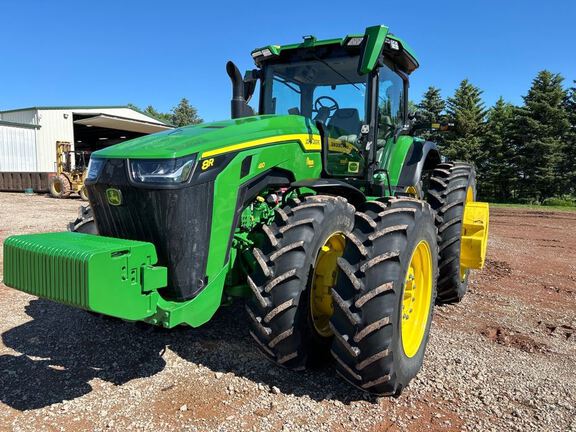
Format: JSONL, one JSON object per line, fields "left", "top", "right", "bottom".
{"left": 106, "top": 188, "right": 123, "bottom": 206}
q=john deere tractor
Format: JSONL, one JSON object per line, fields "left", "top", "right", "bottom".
{"left": 3, "top": 25, "right": 489, "bottom": 395}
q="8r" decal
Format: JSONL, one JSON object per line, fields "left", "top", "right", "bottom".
{"left": 201, "top": 158, "right": 215, "bottom": 170}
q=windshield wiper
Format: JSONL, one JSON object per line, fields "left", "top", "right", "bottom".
{"left": 312, "top": 54, "right": 366, "bottom": 94}
{"left": 273, "top": 77, "right": 301, "bottom": 94}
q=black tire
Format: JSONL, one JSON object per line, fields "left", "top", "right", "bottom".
{"left": 68, "top": 205, "right": 98, "bottom": 234}
{"left": 49, "top": 174, "right": 72, "bottom": 198}
{"left": 247, "top": 195, "right": 355, "bottom": 369}
{"left": 426, "top": 162, "right": 476, "bottom": 303}
{"left": 330, "top": 197, "right": 438, "bottom": 395}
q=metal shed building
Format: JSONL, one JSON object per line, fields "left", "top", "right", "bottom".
{"left": 0, "top": 106, "right": 172, "bottom": 192}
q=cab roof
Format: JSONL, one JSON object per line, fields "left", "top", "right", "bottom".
{"left": 251, "top": 25, "right": 419, "bottom": 75}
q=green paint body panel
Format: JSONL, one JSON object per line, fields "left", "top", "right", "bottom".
{"left": 359, "top": 25, "right": 389, "bottom": 75}
{"left": 94, "top": 115, "right": 319, "bottom": 159}
{"left": 381, "top": 135, "right": 417, "bottom": 186}
{"left": 3, "top": 233, "right": 167, "bottom": 320}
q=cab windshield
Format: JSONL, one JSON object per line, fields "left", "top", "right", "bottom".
{"left": 261, "top": 55, "right": 368, "bottom": 140}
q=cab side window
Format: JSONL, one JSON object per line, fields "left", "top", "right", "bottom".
{"left": 377, "top": 64, "right": 405, "bottom": 141}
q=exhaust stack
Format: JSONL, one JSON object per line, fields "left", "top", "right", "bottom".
{"left": 226, "top": 61, "right": 251, "bottom": 119}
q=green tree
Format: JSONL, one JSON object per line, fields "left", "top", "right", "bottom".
{"left": 415, "top": 86, "right": 446, "bottom": 143}
{"left": 562, "top": 81, "right": 576, "bottom": 194}
{"left": 513, "top": 71, "right": 570, "bottom": 199}
{"left": 417, "top": 86, "right": 445, "bottom": 124}
{"left": 143, "top": 105, "right": 172, "bottom": 124}
{"left": 482, "top": 98, "right": 517, "bottom": 201}
{"left": 443, "top": 79, "right": 487, "bottom": 166}
{"left": 171, "top": 98, "right": 203, "bottom": 127}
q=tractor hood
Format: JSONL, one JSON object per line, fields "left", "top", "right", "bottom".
{"left": 93, "top": 115, "right": 320, "bottom": 160}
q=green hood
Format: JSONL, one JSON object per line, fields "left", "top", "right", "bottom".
{"left": 93, "top": 115, "right": 319, "bottom": 159}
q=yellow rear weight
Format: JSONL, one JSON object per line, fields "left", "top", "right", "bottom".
{"left": 460, "top": 201, "right": 490, "bottom": 270}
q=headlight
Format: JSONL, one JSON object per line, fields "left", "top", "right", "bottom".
{"left": 129, "top": 155, "right": 196, "bottom": 184}
{"left": 86, "top": 158, "right": 105, "bottom": 181}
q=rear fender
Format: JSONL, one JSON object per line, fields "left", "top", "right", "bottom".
{"left": 396, "top": 140, "right": 441, "bottom": 192}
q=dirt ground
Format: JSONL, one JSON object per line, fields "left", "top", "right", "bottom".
{"left": 0, "top": 192, "right": 574, "bottom": 431}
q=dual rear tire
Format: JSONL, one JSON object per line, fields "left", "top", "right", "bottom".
{"left": 249, "top": 195, "right": 438, "bottom": 395}
{"left": 426, "top": 162, "right": 476, "bottom": 303}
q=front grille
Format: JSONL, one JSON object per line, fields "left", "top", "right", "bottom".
{"left": 86, "top": 159, "right": 213, "bottom": 301}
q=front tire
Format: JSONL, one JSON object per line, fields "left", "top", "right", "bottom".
{"left": 330, "top": 197, "right": 438, "bottom": 395}
{"left": 246, "top": 195, "right": 355, "bottom": 369}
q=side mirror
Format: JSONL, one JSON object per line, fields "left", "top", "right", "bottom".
{"left": 243, "top": 69, "right": 261, "bottom": 103}
{"left": 403, "top": 111, "right": 426, "bottom": 136}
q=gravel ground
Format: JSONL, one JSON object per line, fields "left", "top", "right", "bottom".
{"left": 0, "top": 192, "right": 574, "bottom": 431}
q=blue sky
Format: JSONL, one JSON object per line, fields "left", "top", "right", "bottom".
{"left": 1, "top": 0, "right": 575, "bottom": 122}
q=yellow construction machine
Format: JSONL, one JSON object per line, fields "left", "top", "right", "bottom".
{"left": 48, "top": 141, "right": 89, "bottom": 200}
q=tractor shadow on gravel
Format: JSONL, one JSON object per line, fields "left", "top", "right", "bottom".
{"left": 0, "top": 299, "right": 370, "bottom": 411}
{"left": 169, "top": 302, "right": 371, "bottom": 404}
{"left": 0, "top": 299, "right": 168, "bottom": 410}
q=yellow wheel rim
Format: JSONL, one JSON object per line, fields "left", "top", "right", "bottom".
{"left": 460, "top": 187, "right": 474, "bottom": 281}
{"left": 53, "top": 181, "right": 61, "bottom": 193}
{"left": 310, "top": 233, "right": 345, "bottom": 337}
{"left": 401, "top": 240, "right": 433, "bottom": 358}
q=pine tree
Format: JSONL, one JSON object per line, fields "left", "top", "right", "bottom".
{"left": 482, "top": 98, "right": 516, "bottom": 201}
{"left": 143, "top": 105, "right": 172, "bottom": 124}
{"left": 414, "top": 87, "right": 445, "bottom": 143}
{"left": 417, "top": 86, "right": 445, "bottom": 124}
{"left": 443, "top": 80, "right": 487, "bottom": 168}
{"left": 127, "top": 103, "right": 172, "bottom": 124}
{"left": 171, "top": 98, "right": 203, "bottom": 127}
{"left": 513, "top": 71, "right": 570, "bottom": 199}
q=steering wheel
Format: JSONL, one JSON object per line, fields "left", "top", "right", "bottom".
{"left": 313, "top": 96, "right": 339, "bottom": 116}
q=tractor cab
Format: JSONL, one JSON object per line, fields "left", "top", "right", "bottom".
{"left": 228, "top": 26, "right": 419, "bottom": 188}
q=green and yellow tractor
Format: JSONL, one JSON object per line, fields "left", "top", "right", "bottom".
{"left": 2, "top": 25, "right": 489, "bottom": 395}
